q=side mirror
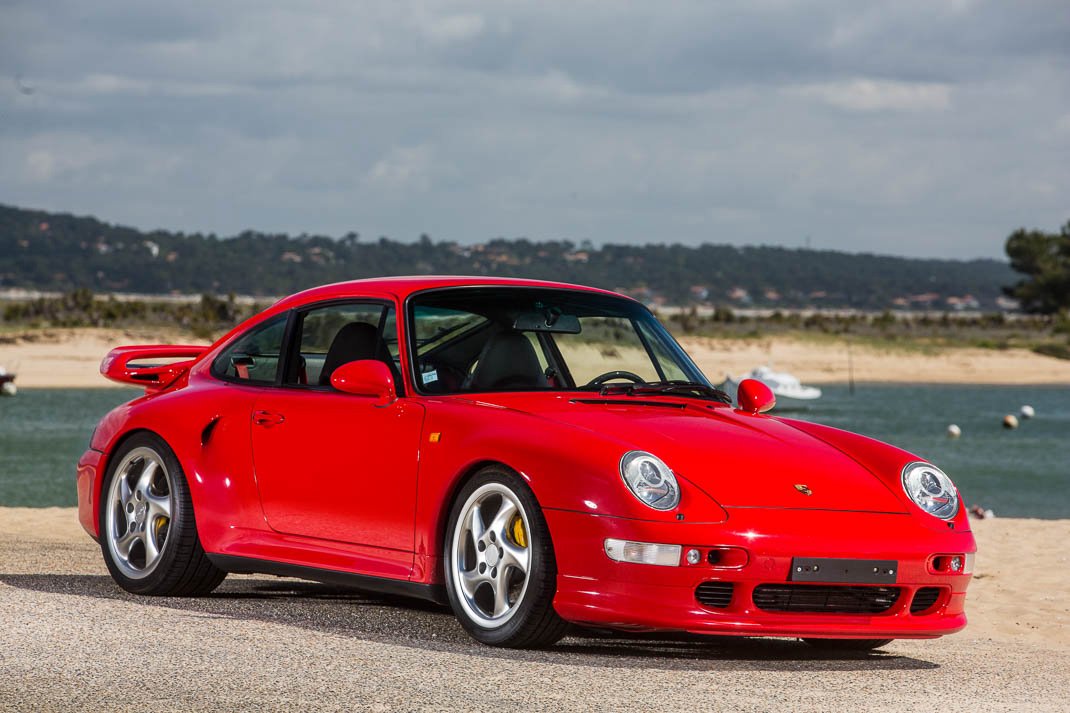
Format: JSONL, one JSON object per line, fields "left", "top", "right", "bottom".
{"left": 330, "top": 360, "right": 396, "bottom": 406}
{"left": 736, "top": 378, "right": 775, "bottom": 414}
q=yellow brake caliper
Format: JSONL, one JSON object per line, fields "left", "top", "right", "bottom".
{"left": 510, "top": 515, "right": 527, "bottom": 548}
{"left": 154, "top": 516, "right": 168, "bottom": 541}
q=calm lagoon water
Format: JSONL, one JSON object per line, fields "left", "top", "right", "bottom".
{"left": 1, "top": 385, "right": 1067, "bottom": 518}
{"left": 786, "top": 384, "right": 1069, "bottom": 520}
{"left": 0, "top": 388, "right": 138, "bottom": 508}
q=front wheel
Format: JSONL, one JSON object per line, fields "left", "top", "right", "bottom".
{"left": 802, "top": 638, "right": 893, "bottom": 651}
{"left": 99, "top": 432, "right": 226, "bottom": 596}
{"left": 444, "top": 466, "right": 568, "bottom": 647}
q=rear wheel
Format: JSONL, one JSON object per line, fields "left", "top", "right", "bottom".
{"left": 444, "top": 466, "right": 568, "bottom": 648}
{"left": 99, "top": 432, "right": 225, "bottom": 596}
{"left": 802, "top": 638, "right": 893, "bottom": 651}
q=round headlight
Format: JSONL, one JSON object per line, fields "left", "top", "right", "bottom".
{"left": 620, "top": 451, "right": 680, "bottom": 510}
{"left": 901, "top": 462, "right": 959, "bottom": 519}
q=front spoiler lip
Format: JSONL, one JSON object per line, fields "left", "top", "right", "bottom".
{"left": 558, "top": 573, "right": 968, "bottom": 640}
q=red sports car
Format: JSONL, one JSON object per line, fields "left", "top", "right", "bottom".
{"left": 77, "top": 277, "right": 974, "bottom": 649}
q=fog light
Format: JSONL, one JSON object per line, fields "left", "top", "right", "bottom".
{"left": 686, "top": 548, "right": 701, "bottom": 565}
{"left": 604, "top": 539, "right": 681, "bottom": 566}
{"left": 929, "top": 553, "right": 972, "bottom": 574}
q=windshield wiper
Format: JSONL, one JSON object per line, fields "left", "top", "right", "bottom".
{"left": 596, "top": 381, "right": 732, "bottom": 405}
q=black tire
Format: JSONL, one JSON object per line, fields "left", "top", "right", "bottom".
{"left": 443, "top": 465, "right": 568, "bottom": 648}
{"left": 802, "top": 638, "right": 894, "bottom": 651}
{"left": 99, "top": 432, "right": 226, "bottom": 596}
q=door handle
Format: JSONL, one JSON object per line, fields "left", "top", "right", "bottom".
{"left": 253, "top": 410, "right": 285, "bottom": 427}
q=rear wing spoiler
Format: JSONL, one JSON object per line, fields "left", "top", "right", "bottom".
{"left": 100, "top": 345, "right": 207, "bottom": 392}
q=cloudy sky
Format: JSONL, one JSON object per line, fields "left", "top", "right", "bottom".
{"left": 1, "top": 1, "right": 1067, "bottom": 258}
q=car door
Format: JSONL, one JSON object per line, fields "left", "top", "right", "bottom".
{"left": 250, "top": 301, "right": 425, "bottom": 564}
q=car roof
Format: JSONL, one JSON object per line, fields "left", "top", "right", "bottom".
{"left": 275, "top": 275, "right": 631, "bottom": 309}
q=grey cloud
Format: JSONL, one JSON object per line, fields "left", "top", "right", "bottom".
{"left": 0, "top": 0, "right": 1068, "bottom": 258}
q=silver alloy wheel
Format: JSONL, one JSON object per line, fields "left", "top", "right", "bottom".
{"left": 450, "top": 482, "right": 532, "bottom": 628}
{"left": 104, "top": 446, "right": 173, "bottom": 580}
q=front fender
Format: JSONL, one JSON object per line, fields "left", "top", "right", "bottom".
{"left": 411, "top": 398, "right": 728, "bottom": 581}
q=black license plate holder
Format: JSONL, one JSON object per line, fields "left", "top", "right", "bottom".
{"left": 789, "top": 557, "right": 898, "bottom": 584}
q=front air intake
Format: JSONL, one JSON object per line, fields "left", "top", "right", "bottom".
{"left": 752, "top": 584, "right": 900, "bottom": 614}
{"left": 695, "top": 581, "right": 735, "bottom": 609}
{"left": 910, "top": 587, "right": 942, "bottom": 614}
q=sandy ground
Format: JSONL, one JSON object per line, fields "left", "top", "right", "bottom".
{"left": 2, "top": 327, "right": 1070, "bottom": 388}
{"left": 0, "top": 508, "right": 1067, "bottom": 712}
{"left": 0, "top": 328, "right": 209, "bottom": 388}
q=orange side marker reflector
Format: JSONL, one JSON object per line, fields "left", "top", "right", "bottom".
{"left": 429, "top": 432, "right": 442, "bottom": 443}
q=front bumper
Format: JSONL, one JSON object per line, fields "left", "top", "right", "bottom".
{"left": 545, "top": 507, "right": 974, "bottom": 640}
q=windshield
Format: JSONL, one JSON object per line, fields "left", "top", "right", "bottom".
{"left": 408, "top": 287, "right": 709, "bottom": 394}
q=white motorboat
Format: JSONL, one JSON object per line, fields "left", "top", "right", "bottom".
{"left": 0, "top": 366, "right": 15, "bottom": 396}
{"left": 722, "top": 365, "right": 821, "bottom": 403}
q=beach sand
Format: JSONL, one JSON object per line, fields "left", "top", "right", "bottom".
{"left": 2, "top": 327, "right": 1070, "bottom": 387}
{"left": 683, "top": 336, "right": 1070, "bottom": 386}
{"left": 0, "top": 328, "right": 209, "bottom": 388}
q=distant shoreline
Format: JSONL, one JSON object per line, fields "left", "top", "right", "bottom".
{"left": 683, "top": 335, "right": 1070, "bottom": 386}
{"left": 3, "top": 327, "right": 1070, "bottom": 388}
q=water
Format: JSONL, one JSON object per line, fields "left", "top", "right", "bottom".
{"left": 0, "top": 385, "right": 1067, "bottom": 518}
{"left": 0, "top": 388, "right": 137, "bottom": 507}
{"left": 785, "top": 384, "right": 1070, "bottom": 519}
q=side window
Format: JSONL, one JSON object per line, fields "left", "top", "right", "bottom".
{"left": 211, "top": 313, "right": 288, "bottom": 384}
{"left": 380, "top": 306, "right": 400, "bottom": 361}
{"left": 288, "top": 303, "right": 388, "bottom": 387}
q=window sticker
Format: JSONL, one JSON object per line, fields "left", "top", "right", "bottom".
{"left": 422, "top": 369, "right": 438, "bottom": 385}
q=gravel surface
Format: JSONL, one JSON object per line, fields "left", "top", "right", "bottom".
{"left": 1, "top": 522, "right": 1068, "bottom": 712}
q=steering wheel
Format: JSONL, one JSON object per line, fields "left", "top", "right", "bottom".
{"left": 586, "top": 370, "right": 646, "bottom": 386}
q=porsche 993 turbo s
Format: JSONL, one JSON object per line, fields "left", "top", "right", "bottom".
{"left": 77, "top": 277, "right": 974, "bottom": 649}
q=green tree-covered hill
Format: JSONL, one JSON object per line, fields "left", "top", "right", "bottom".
{"left": 0, "top": 203, "right": 1014, "bottom": 309}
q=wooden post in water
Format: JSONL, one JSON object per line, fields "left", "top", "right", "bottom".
{"left": 847, "top": 339, "right": 855, "bottom": 396}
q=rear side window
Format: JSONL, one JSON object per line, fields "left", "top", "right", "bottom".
{"left": 211, "top": 314, "right": 288, "bottom": 384}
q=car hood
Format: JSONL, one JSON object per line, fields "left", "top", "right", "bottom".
{"left": 465, "top": 394, "right": 908, "bottom": 514}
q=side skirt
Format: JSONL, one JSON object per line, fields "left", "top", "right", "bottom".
{"left": 207, "top": 554, "right": 448, "bottom": 605}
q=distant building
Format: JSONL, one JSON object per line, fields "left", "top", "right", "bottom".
{"left": 727, "top": 287, "right": 751, "bottom": 304}
{"left": 945, "top": 294, "right": 980, "bottom": 311}
{"left": 905, "top": 292, "right": 941, "bottom": 307}
{"left": 995, "top": 295, "right": 1020, "bottom": 311}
